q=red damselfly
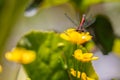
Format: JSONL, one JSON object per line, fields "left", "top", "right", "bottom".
{"left": 65, "top": 13, "right": 95, "bottom": 32}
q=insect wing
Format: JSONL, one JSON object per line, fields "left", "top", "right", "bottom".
{"left": 82, "top": 17, "right": 96, "bottom": 28}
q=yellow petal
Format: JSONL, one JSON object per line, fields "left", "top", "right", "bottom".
{"left": 73, "top": 49, "right": 83, "bottom": 60}
{"left": 5, "top": 52, "right": 13, "bottom": 61}
{"left": 81, "top": 58, "right": 91, "bottom": 62}
{"left": 83, "top": 53, "right": 93, "bottom": 58}
{"left": 87, "top": 77, "right": 95, "bottom": 80}
{"left": 86, "top": 36, "right": 92, "bottom": 41}
{"left": 60, "top": 33, "right": 70, "bottom": 40}
{"left": 74, "top": 49, "right": 82, "bottom": 54}
{"left": 69, "top": 32, "right": 79, "bottom": 41}
{"left": 92, "top": 57, "right": 99, "bottom": 60}
{"left": 60, "top": 28, "right": 92, "bottom": 44}
{"left": 70, "top": 68, "right": 81, "bottom": 78}
{"left": 66, "top": 28, "right": 76, "bottom": 32}
{"left": 70, "top": 68, "right": 76, "bottom": 77}
{"left": 81, "top": 72, "right": 95, "bottom": 80}
{"left": 22, "top": 50, "right": 36, "bottom": 64}
{"left": 5, "top": 48, "right": 36, "bottom": 64}
{"left": 0, "top": 65, "right": 2, "bottom": 73}
{"left": 81, "top": 72, "right": 87, "bottom": 80}
{"left": 60, "top": 28, "right": 76, "bottom": 41}
{"left": 5, "top": 52, "right": 21, "bottom": 62}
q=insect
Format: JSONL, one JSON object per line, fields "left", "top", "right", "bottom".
{"left": 65, "top": 13, "right": 96, "bottom": 32}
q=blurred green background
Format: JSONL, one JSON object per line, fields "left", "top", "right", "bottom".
{"left": 0, "top": 0, "right": 120, "bottom": 80}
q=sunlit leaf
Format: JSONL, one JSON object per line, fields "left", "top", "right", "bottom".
{"left": 70, "top": 0, "right": 120, "bottom": 12}
{"left": 27, "top": 0, "right": 69, "bottom": 10}
{"left": 42, "top": 0, "right": 69, "bottom": 8}
{"left": 85, "top": 41, "right": 95, "bottom": 52}
{"left": 17, "top": 31, "right": 98, "bottom": 80}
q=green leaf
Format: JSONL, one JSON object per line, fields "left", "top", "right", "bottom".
{"left": 88, "top": 15, "right": 115, "bottom": 55}
{"left": 17, "top": 31, "right": 98, "bottom": 80}
{"left": 84, "top": 62, "right": 98, "bottom": 79}
{"left": 42, "top": 0, "right": 69, "bottom": 8}
{"left": 0, "top": 0, "right": 31, "bottom": 55}
{"left": 29, "top": 0, "right": 69, "bottom": 9}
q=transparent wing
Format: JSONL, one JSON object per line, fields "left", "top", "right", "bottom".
{"left": 82, "top": 17, "right": 96, "bottom": 28}
{"left": 64, "top": 13, "right": 78, "bottom": 26}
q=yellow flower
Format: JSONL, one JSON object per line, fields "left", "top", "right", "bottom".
{"left": 70, "top": 68, "right": 94, "bottom": 80}
{"left": 81, "top": 72, "right": 95, "bottom": 80}
{"left": 60, "top": 28, "right": 92, "bottom": 44}
{"left": 0, "top": 65, "right": 2, "bottom": 73}
{"left": 5, "top": 48, "right": 36, "bottom": 64}
{"left": 73, "top": 49, "right": 98, "bottom": 62}
{"left": 70, "top": 68, "right": 81, "bottom": 78}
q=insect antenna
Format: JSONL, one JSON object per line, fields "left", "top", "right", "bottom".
{"left": 64, "top": 13, "right": 78, "bottom": 26}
